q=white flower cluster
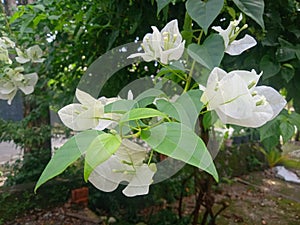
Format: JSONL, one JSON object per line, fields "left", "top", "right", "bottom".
{"left": 58, "top": 89, "right": 120, "bottom": 131}
{"left": 200, "top": 67, "right": 286, "bottom": 127}
{"left": 58, "top": 89, "right": 155, "bottom": 196}
{"left": 0, "top": 67, "right": 38, "bottom": 105}
{"left": 89, "top": 139, "right": 156, "bottom": 197}
{"left": 128, "top": 19, "right": 185, "bottom": 64}
{"left": 0, "top": 36, "right": 44, "bottom": 104}
{"left": 212, "top": 14, "right": 257, "bottom": 55}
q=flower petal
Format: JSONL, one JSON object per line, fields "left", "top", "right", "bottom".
{"left": 254, "top": 86, "right": 287, "bottom": 120}
{"left": 58, "top": 103, "right": 95, "bottom": 131}
{"left": 75, "top": 89, "right": 98, "bottom": 106}
{"left": 160, "top": 40, "right": 185, "bottom": 64}
{"left": 225, "top": 34, "right": 257, "bottom": 55}
{"left": 122, "top": 163, "right": 157, "bottom": 197}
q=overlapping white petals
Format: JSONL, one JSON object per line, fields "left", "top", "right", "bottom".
{"left": 16, "top": 45, "right": 45, "bottom": 64}
{"left": 88, "top": 139, "right": 156, "bottom": 197}
{"left": 0, "top": 67, "right": 38, "bottom": 104}
{"left": 201, "top": 67, "right": 286, "bottom": 128}
{"left": 212, "top": 14, "right": 257, "bottom": 55}
{"left": 58, "top": 89, "right": 121, "bottom": 131}
{"left": 0, "top": 36, "right": 15, "bottom": 49}
{"left": 128, "top": 19, "right": 185, "bottom": 64}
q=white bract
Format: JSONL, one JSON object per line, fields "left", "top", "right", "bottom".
{"left": 212, "top": 14, "right": 257, "bottom": 55}
{"left": 0, "top": 46, "right": 12, "bottom": 64}
{"left": 200, "top": 67, "right": 286, "bottom": 128}
{"left": 58, "top": 89, "right": 121, "bottom": 131}
{"left": 88, "top": 139, "right": 156, "bottom": 197}
{"left": 0, "top": 36, "right": 15, "bottom": 49}
{"left": 0, "top": 67, "right": 38, "bottom": 105}
{"left": 128, "top": 19, "right": 185, "bottom": 64}
{"left": 16, "top": 45, "right": 45, "bottom": 64}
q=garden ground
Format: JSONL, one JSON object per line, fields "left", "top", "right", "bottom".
{"left": 2, "top": 169, "right": 299, "bottom": 225}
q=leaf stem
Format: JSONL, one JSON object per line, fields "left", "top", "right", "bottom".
{"left": 183, "top": 30, "right": 203, "bottom": 93}
{"left": 147, "top": 149, "right": 154, "bottom": 165}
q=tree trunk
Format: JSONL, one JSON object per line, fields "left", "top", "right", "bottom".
{"left": 3, "top": 0, "right": 17, "bottom": 15}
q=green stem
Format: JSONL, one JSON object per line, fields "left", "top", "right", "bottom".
{"left": 147, "top": 149, "right": 154, "bottom": 165}
{"left": 183, "top": 30, "right": 203, "bottom": 92}
{"left": 0, "top": 3, "right": 14, "bottom": 37}
{"left": 122, "top": 126, "right": 141, "bottom": 139}
{"left": 158, "top": 63, "right": 187, "bottom": 81}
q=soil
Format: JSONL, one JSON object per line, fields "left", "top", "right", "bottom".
{"left": 2, "top": 169, "right": 300, "bottom": 225}
{"left": 214, "top": 169, "right": 300, "bottom": 225}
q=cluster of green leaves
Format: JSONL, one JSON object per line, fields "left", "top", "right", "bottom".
{"left": 257, "top": 109, "right": 300, "bottom": 168}
{"left": 259, "top": 0, "right": 300, "bottom": 112}
{"left": 259, "top": 110, "right": 300, "bottom": 150}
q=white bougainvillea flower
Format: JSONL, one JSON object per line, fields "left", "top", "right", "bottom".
{"left": 212, "top": 14, "right": 257, "bottom": 55}
{"left": 0, "top": 36, "right": 15, "bottom": 49}
{"left": 0, "top": 67, "right": 38, "bottom": 104}
{"left": 0, "top": 46, "right": 12, "bottom": 64}
{"left": 128, "top": 19, "right": 185, "bottom": 64}
{"left": 95, "top": 96, "right": 121, "bottom": 130}
{"left": 88, "top": 139, "right": 157, "bottom": 197}
{"left": 219, "top": 86, "right": 287, "bottom": 127}
{"left": 200, "top": 67, "right": 286, "bottom": 128}
{"left": 0, "top": 80, "right": 17, "bottom": 104}
{"left": 16, "top": 45, "right": 45, "bottom": 64}
{"left": 95, "top": 90, "right": 133, "bottom": 130}
{"left": 59, "top": 89, "right": 106, "bottom": 131}
{"left": 58, "top": 89, "right": 121, "bottom": 131}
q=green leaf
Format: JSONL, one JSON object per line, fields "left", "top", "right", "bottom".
{"left": 260, "top": 55, "right": 280, "bottom": 80}
{"left": 9, "top": 9, "right": 25, "bottom": 24}
{"left": 186, "top": 0, "right": 224, "bottom": 34}
{"left": 20, "top": 15, "right": 35, "bottom": 34}
{"left": 84, "top": 133, "right": 121, "bottom": 181}
{"left": 276, "top": 38, "right": 297, "bottom": 62}
{"left": 134, "top": 88, "right": 166, "bottom": 108}
{"left": 259, "top": 119, "right": 280, "bottom": 142}
{"left": 289, "top": 112, "right": 300, "bottom": 130}
{"left": 33, "top": 4, "right": 45, "bottom": 12}
{"left": 280, "top": 122, "right": 295, "bottom": 144}
{"left": 262, "top": 137, "right": 280, "bottom": 152}
{"left": 188, "top": 34, "right": 225, "bottom": 70}
{"left": 203, "top": 111, "right": 218, "bottom": 130}
{"left": 33, "top": 13, "right": 47, "bottom": 27}
{"left": 34, "top": 130, "right": 103, "bottom": 192}
{"left": 141, "top": 122, "right": 218, "bottom": 181}
{"left": 120, "top": 108, "right": 168, "bottom": 123}
{"left": 104, "top": 99, "right": 136, "bottom": 113}
{"left": 156, "top": 89, "right": 203, "bottom": 129}
{"left": 232, "top": 0, "right": 265, "bottom": 29}
{"left": 259, "top": 119, "right": 281, "bottom": 150}
{"left": 281, "top": 64, "right": 295, "bottom": 83}
{"left": 156, "top": 0, "right": 172, "bottom": 15}
{"left": 48, "top": 15, "right": 61, "bottom": 20}
{"left": 182, "top": 12, "right": 193, "bottom": 45}
{"left": 280, "top": 159, "right": 300, "bottom": 170}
